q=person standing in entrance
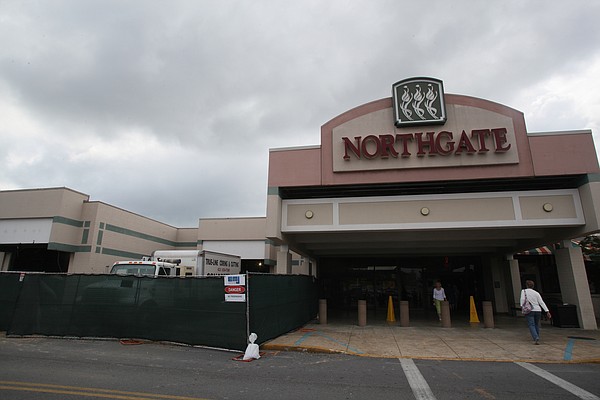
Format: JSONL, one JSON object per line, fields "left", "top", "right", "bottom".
{"left": 520, "top": 280, "right": 552, "bottom": 345}
{"left": 433, "top": 280, "right": 447, "bottom": 321}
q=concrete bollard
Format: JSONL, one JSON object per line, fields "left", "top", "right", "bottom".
{"left": 319, "top": 299, "right": 327, "bottom": 325}
{"left": 358, "top": 300, "right": 367, "bottom": 326}
{"left": 441, "top": 300, "right": 451, "bottom": 328}
{"left": 399, "top": 300, "right": 410, "bottom": 327}
{"left": 482, "top": 301, "right": 494, "bottom": 329}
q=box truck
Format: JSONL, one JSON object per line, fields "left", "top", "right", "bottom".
{"left": 150, "top": 250, "right": 241, "bottom": 276}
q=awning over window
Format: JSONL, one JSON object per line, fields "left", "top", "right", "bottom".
{"left": 517, "top": 241, "right": 592, "bottom": 261}
{"left": 518, "top": 246, "right": 553, "bottom": 256}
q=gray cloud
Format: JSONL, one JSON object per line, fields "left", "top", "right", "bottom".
{"left": 1, "top": 1, "right": 600, "bottom": 226}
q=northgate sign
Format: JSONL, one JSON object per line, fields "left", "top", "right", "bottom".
{"left": 342, "top": 128, "right": 512, "bottom": 160}
{"left": 331, "top": 77, "right": 520, "bottom": 172}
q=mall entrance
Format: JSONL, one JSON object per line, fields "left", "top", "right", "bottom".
{"left": 318, "top": 255, "right": 485, "bottom": 321}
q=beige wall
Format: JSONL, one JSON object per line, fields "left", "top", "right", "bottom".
{"left": 0, "top": 187, "right": 89, "bottom": 219}
{"left": 198, "top": 217, "right": 273, "bottom": 265}
{"left": 0, "top": 188, "right": 198, "bottom": 274}
{"left": 282, "top": 189, "right": 584, "bottom": 232}
{"left": 339, "top": 197, "right": 515, "bottom": 225}
{"left": 287, "top": 203, "right": 333, "bottom": 226}
{"left": 199, "top": 217, "right": 266, "bottom": 241}
{"left": 79, "top": 201, "right": 181, "bottom": 273}
{"left": 519, "top": 195, "right": 577, "bottom": 220}
{"left": 578, "top": 180, "right": 600, "bottom": 234}
{"left": 266, "top": 193, "right": 283, "bottom": 243}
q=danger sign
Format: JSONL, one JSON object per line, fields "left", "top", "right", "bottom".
{"left": 224, "top": 274, "right": 246, "bottom": 302}
{"left": 224, "top": 285, "right": 246, "bottom": 294}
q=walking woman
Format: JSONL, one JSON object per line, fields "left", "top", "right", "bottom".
{"left": 433, "top": 280, "right": 447, "bottom": 321}
{"left": 520, "top": 280, "right": 552, "bottom": 345}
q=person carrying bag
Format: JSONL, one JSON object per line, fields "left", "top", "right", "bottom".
{"left": 520, "top": 280, "right": 551, "bottom": 345}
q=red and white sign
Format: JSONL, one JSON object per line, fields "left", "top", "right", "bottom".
{"left": 224, "top": 285, "right": 246, "bottom": 294}
{"left": 224, "top": 274, "right": 246, "bottom": 302}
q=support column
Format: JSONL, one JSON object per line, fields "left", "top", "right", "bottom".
{"left": 299, "top": 256, "right": 311, "bottom": 275}
{"left": 275, "top": 245, "right": 292, "bottom": 275}
{"left": 489, "top": 257, "right": 508, "bottom": 313}
{"left": 0, "top": 252, "right": 6, "bottom": 271}
{"left": 507, "top": 256, "right": 522, "bottom": 313}
{"left": 555, "top": 241, "right": 597, "bottom": 330}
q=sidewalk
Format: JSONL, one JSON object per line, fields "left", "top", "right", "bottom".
{"left": 262, "top": 315, "right": 600, "bottom": 363}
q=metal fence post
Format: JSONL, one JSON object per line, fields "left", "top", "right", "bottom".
{"left": 246, "top": 273, "right": 251, "bottom": 341}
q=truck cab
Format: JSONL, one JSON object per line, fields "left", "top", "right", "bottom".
{"left": 110, "top": 260, "right": 180, "bottom": 277}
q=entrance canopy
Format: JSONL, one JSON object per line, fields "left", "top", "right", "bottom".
{"left": 279, "top": 187, "right": 586, "bottom": 258}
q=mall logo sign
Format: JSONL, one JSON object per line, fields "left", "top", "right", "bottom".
{"left": 392, "top": 77, "right": 446, "bottom": 127}
{"left": 334, "top": 77, "right": 520, "bottom": 171}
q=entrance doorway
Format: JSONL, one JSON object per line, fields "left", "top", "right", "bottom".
{"left": 318, "top": 255, "right": 484, "bottom": 321}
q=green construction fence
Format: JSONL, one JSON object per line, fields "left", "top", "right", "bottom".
{"left": 0, "top": 272, "right": 317, "bottom": 351}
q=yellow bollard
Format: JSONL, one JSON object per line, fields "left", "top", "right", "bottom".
{"left": 386, "top": 295, "right": 396, "bottom": 323}
{"left": 469, "top": 296, "right": 480, "bottom": 323}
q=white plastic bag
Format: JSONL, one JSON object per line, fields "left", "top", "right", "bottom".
{"left": 242, "top": 332, "right": 260, "bottom": 360}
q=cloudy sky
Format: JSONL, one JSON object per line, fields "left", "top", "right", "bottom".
{"left": 1, "top": 1, "right": 600, "bottom": 227}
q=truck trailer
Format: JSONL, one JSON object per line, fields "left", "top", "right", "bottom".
{"left": 150, "top": 250, "right": 241, "bottom": 276}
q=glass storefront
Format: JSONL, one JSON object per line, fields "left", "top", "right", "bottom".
{"left": 318, "top": 256, "right": 484, "bottom": 319}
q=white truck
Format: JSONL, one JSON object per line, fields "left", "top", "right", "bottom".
{"left": 150, "top": 250, "right": 241, "bottom": 277}
{"left": 109, "top": 250, "right": 241, "bottom": 277}
{"left": 109, "top": 260, "right": 181, "bottom": 277}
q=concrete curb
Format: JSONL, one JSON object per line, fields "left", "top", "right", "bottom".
{"left": 261, "top": 343, "right": 600, "bottom": 364}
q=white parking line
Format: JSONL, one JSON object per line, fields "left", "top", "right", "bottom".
{"left": 516, "top": 362, "right": 600, "bottom": 400}
{"left": 399, "top": 358, "right": 437, "bottom": 400}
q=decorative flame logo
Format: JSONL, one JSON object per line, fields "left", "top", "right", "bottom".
{"left": 424, "top": 84, "right": 438, "bottom": 118}
{"left": 393, "top": 78, "right": 446, "bottom": 127}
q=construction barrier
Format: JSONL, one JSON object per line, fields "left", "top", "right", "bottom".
{"left": 247, "top": 273, "right": 318, "bottom": 345}
{"left": 1, "top": 272, "right": 318, "bottom": 351}
{"left": 0, "top": 273, "right": 23, "bottom": 331}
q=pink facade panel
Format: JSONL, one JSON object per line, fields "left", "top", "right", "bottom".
{"left": 268, "top": 147, "right": 322, "bottom": 187}
{"left": 529, "top": 133, "right": 600, "bottom": 176}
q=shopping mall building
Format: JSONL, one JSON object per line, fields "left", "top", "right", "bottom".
{"left": 1, "top": 78, "right": 599, "bottom": 329}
